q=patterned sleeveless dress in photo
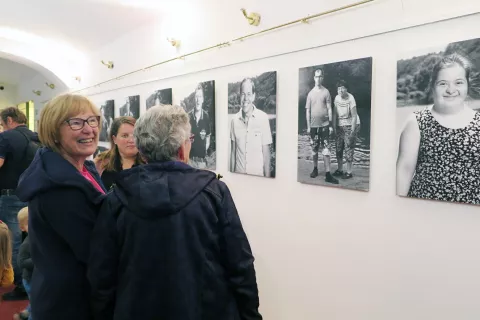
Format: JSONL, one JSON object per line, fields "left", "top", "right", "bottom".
{"left": 408, "top": 109, "right": 480, "bottom": 205}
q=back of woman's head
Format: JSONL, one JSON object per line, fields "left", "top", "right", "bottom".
{"left": 39, "top": 93, "right": 101, "bottom": 153}
{"left": 0, "top": 223, "right": 12, "bottom": 269}
{"left": 134, "top": 105, "right": 190, "bottom": 162}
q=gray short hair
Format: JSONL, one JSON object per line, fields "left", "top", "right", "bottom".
{"left": 134, "top": 104, "right": 191, "bottom": 162}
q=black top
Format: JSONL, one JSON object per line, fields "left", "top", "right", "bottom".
{"left": 0, "top": 125, "right": 39, "bottom": 189}
{"left": 189, "top": 109, "right": 211, "bottom": 158}
{"left": 88, "top": 161, "right": 262, "bottom": 320}
{"left": 17, "top": 235, "right": 33, "bottom": 282}
{"left": 16, "top": 148, "right": 106, "bottom": 320}
{"left": 101, "top": 170, "right": 118, "bottom": 191}
{"left": 100, "top": 156, "right": 142, "bottom": 191}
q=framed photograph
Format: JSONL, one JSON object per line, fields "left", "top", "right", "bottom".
{"left": 396, "top": 37, "right": 480, "bottom": 205}
{"left": 119, "top": 95, "right": 140, "bottom": 119}
{"left": 298, "top": 57, "right": 373, "bottom": 191}
{"left": 174, "top": 80, "right": 216, "bottom": 170}
{"left": 228, "top": 71, "right": 277, "bottom": 178}
{"left": 99, "top": 99, "right": 114, "bottom": 142}
{"left": 146, "top": 88, "right": 172, "bottom": 110}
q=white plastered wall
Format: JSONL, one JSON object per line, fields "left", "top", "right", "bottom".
{"left": 80, "top": 1, "right": 480, "bottom": 319}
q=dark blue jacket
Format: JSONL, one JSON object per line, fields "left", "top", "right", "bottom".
{"left": 88, "top": 161, "right": 262, "bottom": 320}
{"left": 16, "top": 148, "right": 106, "bottom": 320}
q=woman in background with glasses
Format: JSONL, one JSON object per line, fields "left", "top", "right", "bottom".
{"left": 16, "top": 93, "right": 106, "bottom": 320}
{"left": 94, "top": 116, "right": 144, "bottom": 191}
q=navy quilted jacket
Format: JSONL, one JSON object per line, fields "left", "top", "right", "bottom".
{"left": 88, "top": 161, "right": 262, "bottom": 320}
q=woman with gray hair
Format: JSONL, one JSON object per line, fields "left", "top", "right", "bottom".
{"left": 88, "top": 104, "right": 262, "bottom": 320}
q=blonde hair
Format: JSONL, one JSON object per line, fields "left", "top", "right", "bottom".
{"left": 0, "top": 223, "right": 12, "bottom": 269}
{"left": 39, "top": 93, "right": 101, "bottom": 153}
{"left": 17, "top": 207, "right": 28, "bottom": 230}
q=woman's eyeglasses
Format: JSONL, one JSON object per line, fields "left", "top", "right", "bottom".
{"left": 65, "top": 116, "right": 100, "bottom": 131}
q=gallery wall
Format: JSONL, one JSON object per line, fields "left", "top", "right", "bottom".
{"left": 79, "top": 2, "right": 480, "bottom": 319}
{"left": 16, "top": 72, "right": 68, "bottom": 130}
{"left": 0, "top": 83, "right": 17, "bottom": 109}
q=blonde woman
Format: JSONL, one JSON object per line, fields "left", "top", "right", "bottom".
{"left": 16, "top": 93, "right": 106, "bottom": 319}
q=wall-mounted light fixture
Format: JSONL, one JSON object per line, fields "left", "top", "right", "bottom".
{"left": 101, "top": 60, "right": 114, "bottom": 69}
{"left": 218, "top": 41, "right": 231, "bottom": 49}
{"left": 167, "top": 38, "right": 181, "bottom": 48}
{"left": 301, "top": 16, "right": 311, "bottom": 24}
{"left": 32, "top": 90, "right": 41, "bottom": 96}
{"left": 45, "top": 82, "right": 55, "bottom": 89}
{"left": 241, "top": 8, "right": 261, "bottom": 26}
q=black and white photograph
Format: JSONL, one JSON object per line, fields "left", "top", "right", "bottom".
{"left": 174, "top": 80, "right": 216, "bottom": 170}
{"left": 119, "top": 95, "right": 140, "bottom": 119}
{"left": 396, "top": 37, "right": 480, "bottom": 205}
{"left": 99, "top": 99, "right": 114, "bottom": 142}
{"left": 146, "top": 88, "right": 172, "bottom": 109}
{"left": 298, "top": 57, "right": 372, "bottom": 191}
{"left": 228, "top": 71, "right": 277, "bottom": 178}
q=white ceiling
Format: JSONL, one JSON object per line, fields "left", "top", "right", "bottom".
{"left": 0, "top": 0, "right": 161, "bottom": 52}
{"left": 0, "top": 58, "right": 39, "bottom": 86}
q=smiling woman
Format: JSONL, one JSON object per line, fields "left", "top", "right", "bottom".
{"left": 396, "top": 53, "right": 480, "bottom": 205}
{"left": 15, "top": 93, "right": 107, "bottom": 320}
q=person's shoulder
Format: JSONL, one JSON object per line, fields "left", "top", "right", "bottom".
{"left": 204, "top": 176, "right": 230, "bottom": 200}
{"left": 0, "top": 132, "right": 9, "bottom": 145}
{"left": 3, "top": 127, "right": 30, "bottom": 141}
{"left": 1, "top": 129, "right": 16, "bottom": 140}
{"left": 231, "top": 110, "right": 242, "bottom": 122}
{"left": 254, "top": 107, "right": 269, "bottom": 119}
{"left": 401, "top": 112, "right": 421, "bottom": 134}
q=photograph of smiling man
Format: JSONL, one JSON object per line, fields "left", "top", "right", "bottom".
{"left": 228, "top": 71, "right": 277, "bottom": 178}
{"left": 396, "top": 37, "right": 480, "bottom": 205}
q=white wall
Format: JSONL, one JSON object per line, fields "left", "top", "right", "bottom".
{"left": 17, "top": 73, "right": 69, "bottom": 122}
{"left": 80, "top": 1, "right": 480, "bottom": 319}
{"left": 0, "top": 83, "right": 18, "bottom": 109}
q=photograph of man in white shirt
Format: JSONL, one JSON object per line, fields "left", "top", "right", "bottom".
{"left": 230, "top": 78, "right": 273, "bottom": 177}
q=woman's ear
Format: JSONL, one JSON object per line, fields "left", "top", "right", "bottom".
{"left": 112, "top": 135, "right": 117, "bottom": 145}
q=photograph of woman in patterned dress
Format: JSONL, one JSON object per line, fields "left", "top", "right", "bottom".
{"left": 396, "top": 37, "right": 480, "bottom": 205}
